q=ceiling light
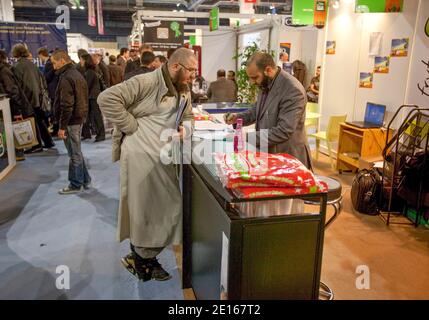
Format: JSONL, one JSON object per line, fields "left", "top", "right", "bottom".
{"left": 176, "top": 3, "right": 180, "bottom": 7}
{"left": 172, "top": 9, "right": 177, "bottom": 12}
{"left": 179, "top": 10, "right": 184, "bottom": 13}
{"left": 71, "top": 5, "right": 77, "bottom": 10}
{"left": 79, "top": 5, "right": 85, "bottom": 10}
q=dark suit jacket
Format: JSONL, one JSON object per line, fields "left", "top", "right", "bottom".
{"left": 238, "top": 68, "right": 312, "bottom": 169}
{"left": 207, "top": 77, "right": 237, "bottom": 103}
{"left": 124, "top": 59, "right": 140, "bottom": 76}
{"left": 44, "top": 58, "right": 59, "bottom": 103}
{"left": 124, "top": 66, "right": 153, "bottom": 81}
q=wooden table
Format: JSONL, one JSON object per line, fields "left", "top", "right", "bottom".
{"left": 337, "top": 123, "right": 392, "bottom": 173}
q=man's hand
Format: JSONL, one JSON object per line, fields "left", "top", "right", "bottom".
{"left": 224, "top": 112, "right": 238, "bottom": 125}
{"left": 58, "top": 129, "right": 67, "bottom": 140}
{"left": 173, "top": 126, "right": 186, "bottom": 140}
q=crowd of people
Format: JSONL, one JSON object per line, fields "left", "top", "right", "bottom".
{"left": 0, "top": 43, "right": 168, "bottom": 162}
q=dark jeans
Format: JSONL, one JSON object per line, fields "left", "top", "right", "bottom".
{"left": 34, "top": 108, "right": 54, "bottom": 148}
{"left": 89, "top": 99, "right": 105, "bottom": 140}
{"left": 64, "top": 124, "right": 91, "bottom": 189}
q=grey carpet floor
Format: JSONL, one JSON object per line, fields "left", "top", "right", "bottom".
{"left": 0, "top": 138, "right": 183, "bottom": 300}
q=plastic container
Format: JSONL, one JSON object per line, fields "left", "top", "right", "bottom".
{"left": 234, "top": 118, "right": 244, "bottom": 152}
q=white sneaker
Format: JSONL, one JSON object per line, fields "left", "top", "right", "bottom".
{"left": 58, "top": 186, "right": 83, "bottom": 195}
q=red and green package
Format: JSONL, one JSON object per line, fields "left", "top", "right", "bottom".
{"left": 215, "top": 151, "right": 328, "bottom": 199}
{"left": 215, "top": 151, "right": 317, "bottom": 188}
{"left": 231, "top": 181, "right": 328, "bottom": 199}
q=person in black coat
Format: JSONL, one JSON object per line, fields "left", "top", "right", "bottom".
{"left": 51, "top": 49, "right": 91, "bottom": 194}
{"left": 124, "top": 48, "right": 139, "bottom": 75}
{"left": 0, "top": 50, "right": 33, "bottom": 118}
{"left": 39, "top": 47, "right": 59, "bottom": 136}
{"left": 12, "top": 43, "right": 54, "bottom": 152}
{"left": 82, "top": 53, "right": 105, "bottom": 142}
{"left": 124, "top": 51, "right": 155, "bottom": 81}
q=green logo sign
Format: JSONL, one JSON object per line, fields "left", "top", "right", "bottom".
{"left": 210, "top": 7, "right": 219, "bottom": 32}
{"left": 170, "top": 22, "right": 182, "bottom": 38}
{"left": 292, "top": 0, "right": 314, "bottom": 25}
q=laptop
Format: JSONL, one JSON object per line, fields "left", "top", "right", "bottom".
{"left": 346, "top": 102, "right": 386, "bottom": 129}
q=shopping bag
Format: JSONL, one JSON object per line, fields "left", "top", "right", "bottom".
{"left": 12, "top": 117, "right": 38, "bottom": 150}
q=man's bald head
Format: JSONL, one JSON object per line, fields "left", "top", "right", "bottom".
{"left": 167, "top": 48, "right": 198, "bottom": 93}
{"left": 168, "top": 47, "right": 196, "bottom": 65}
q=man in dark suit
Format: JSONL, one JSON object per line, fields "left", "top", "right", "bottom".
{"left": 124, "top": 51, "right": 155, "bottom": 81}
{"left": 207, "top": 69, "right": 237, "bottom": 103}
{"left": 117, "top": 47, "right": 129, "bottom": 76}
{"left": 225, "top": 52, "right": 312, "bottom": 169}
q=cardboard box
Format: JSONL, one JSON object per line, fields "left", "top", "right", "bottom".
{"left": 359, "top": 155, "right": 384, "bottom": 170}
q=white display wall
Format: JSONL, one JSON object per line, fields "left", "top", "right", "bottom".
{"left": 67, "top": 33, "right": 92, "bottom": 63}
{"left": 405, "top": 0, "right": 429, "bottom": 109}
{"left": 319, "top": 0, "right": 420, "bottom": 131}
{"left": 201, "top": 29, "right": 237, "bottom": 83}
{"left": 272, "top": 25, "right": 324, "bottom": 88}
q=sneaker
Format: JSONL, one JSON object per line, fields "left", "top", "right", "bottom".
{"left": 58, "top": 186, "right": 83, "bottom": 195}
{"left": 24, "top": 146, "right": 43, "bottom": 154}
{"left": 121, "top": 253, "right": 152, "bottom": 282}
{"left": 148, "top": 257, "right": 172, "bottom": 281}
{"left": 83, "top": 183, "right": 91, "bottom": 190}
{"left": 44, "top": 142, "right": 56, "bottom": 149}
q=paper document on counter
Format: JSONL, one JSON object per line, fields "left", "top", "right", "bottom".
{"left": 193, "top": 131, "right": 234, "bottom": 141}
{"left": 195, "top": 120, "right": 231, "bottom": 131}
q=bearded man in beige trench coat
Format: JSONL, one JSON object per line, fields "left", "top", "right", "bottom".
{"left": 97, "top": 48, "right": 197, "bottom": 282}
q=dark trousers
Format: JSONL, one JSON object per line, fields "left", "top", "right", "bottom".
{"left": 64, "top": 124, "right": 91, "bottom": 189}
{"left": 34, "top": 108, "right": 54, "bottom": 148}
{"left": 81, "top": 118, "right": 92, "bottom": 139}
{"left": 89, "top": 99, "right": 105, "bottom": 140}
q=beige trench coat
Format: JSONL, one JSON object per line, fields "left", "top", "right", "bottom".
{"left": 97, "top": 67, "right": 193, "bottom": 247}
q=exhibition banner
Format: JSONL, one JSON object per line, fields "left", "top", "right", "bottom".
{"left": 292, "top": 0, "right": 314, "bottom": 25}
{"left": 97, "top": 0, "right": 105, "bottom": 35}
{"left": 143, "top": 20, "right": 184, "bottom": 50}
{"left": 405, "top": 0, "right": 429, "bottom": 106}
{"left": 88, "top": 0, "right": 96, "bottom": 27}
{"left": 210, "top": 7, "right": 219, "bottom": 32}
{"left": 0, "top": 22, "right": 67, "bottom": 59}
{"left": 356, "top": 0, "right": 403, "bottom": 13}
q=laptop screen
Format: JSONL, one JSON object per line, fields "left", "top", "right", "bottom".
{"left": 364, "top": 103, "right": 386, "bottom": 126}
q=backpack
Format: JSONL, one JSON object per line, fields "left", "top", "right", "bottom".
{"left": 38, "top": 71, "right": 52, "bottom": 114}
{"left": 351, "top": 169, "right": 382, "bottom": 215}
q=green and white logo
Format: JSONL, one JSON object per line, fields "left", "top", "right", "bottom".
{"left": 170, "top": 22, "right": 182, "bottom": 38}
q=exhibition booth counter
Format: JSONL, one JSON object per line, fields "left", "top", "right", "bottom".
{"left": 182, "top": 139, "right": 328, "bottom": 300}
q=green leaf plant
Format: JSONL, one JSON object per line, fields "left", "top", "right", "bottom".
{"left": 233, "top": 42, "right": 275, "bottom": 104}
